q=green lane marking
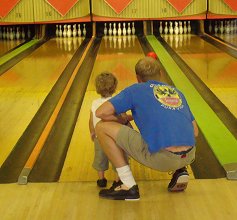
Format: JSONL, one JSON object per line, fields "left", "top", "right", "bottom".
{"left": 0, "top": 39, "right": 39, "bottom": 66}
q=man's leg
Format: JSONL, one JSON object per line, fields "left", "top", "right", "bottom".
{"left": 95, "top": 121, "right": 127, "bottom": 168}
{"left": 95, "top": 121, "right": 139, "bottom": 200}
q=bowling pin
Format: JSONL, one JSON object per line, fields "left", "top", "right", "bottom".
{"left": 67, "top": 25, "right": 72, "bottom": 37}
{"left": 63, "top": 25, "right": 67, "bottom": 37}
{"left": 78, "top": 24, "right": 82, "bottom": 37}
{"left": 83, "top": 24, "right": 86, "bottom": 37}
{"left": 187, "top": 21, "right": 191, "bottom": 34}
{"left": 132, "top": 22, "right": 135, "bottom": 35}
{"left": 16, "top": 27, "right": 21, "bottom": 40}
{"left": 12, "top": 27, "right": 16, "bottom": 39}
{"left": 104, "top": 23, "right": 108, "bottom": 36}
{"left": 164, "top": 22, "right": 168, "bottom": 34}
{"left": 122, "top": 23, "right": 127, "bottom": 36}
{"left": 72, "top": 24, "right": 77, "bottom": 37}
{"left": 6, "top": 27, "right": 10, "bottom": 40}
{"left": 56, "top": 25, "right": 59, "bottom": 37}
{"left": 127, "top": 23, "right": 131, "bottom": 35}
{"left": 108, "top": 23, "right": 112, "bottom": 36}
{"left": 174, "top": 22, "right": 179, "bottom": 35}
{"left": 183, "top": 21, "right": 187, "bottom": 34}
{"left": 230, "top": 20, "right": 234, "bottom": 33}
{"left": 219, "top": 21, "right": 224, "bottom": 34}
{"left": 169, "top": 21, "right": 173, "bottom": 35}
{"left": 225, "top": 21, "right": 230, "bottom": 34}
{"left": 2, "top": 27, "right": 6, "bottom": 40}
{"left": 27, "top": 26, "right": 31, "bottom": 39}
{"left": 59, "top": 25, "right": 63, "bottom": 37}
{"left": 208, "top": 21, "right": 212, "bottom": 33}
{"left": 179, "top": 21, "right": 183, "bottom": 34}
{"left": 118, "top": 23, "right": 122, "bottom": 36}
{"left": 159, "top": 21, "right": 163, "bottom": 34}
{"left": 21, "top": 27, "right": 25, "bottom": 39}
{"left": 113, "top": 23, "right": 117, "bottom": 36}
{"left": 9, "top": 28, "right": 14, "bottom": 40}
{"left": 214, "top": 21, "right": 218, "bottom": 34}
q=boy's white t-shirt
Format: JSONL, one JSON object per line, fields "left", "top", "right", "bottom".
{"left": 91, "top": 97, "right": 112, "bottom": 128}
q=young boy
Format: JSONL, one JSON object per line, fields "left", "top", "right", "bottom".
{"left": 89, "top": 72, "right": 122, "bottom": 187}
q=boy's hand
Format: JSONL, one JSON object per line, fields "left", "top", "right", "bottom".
{"left": 91, "top": 132, "right": 96, "bottom": 141}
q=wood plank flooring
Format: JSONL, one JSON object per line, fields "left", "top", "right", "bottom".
{"left": 0, "top": 179, "right": 236, "bottom": 220}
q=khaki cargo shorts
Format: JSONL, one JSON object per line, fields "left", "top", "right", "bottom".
{"left": 116, "top": 125, "right": 196, "bottom": 172}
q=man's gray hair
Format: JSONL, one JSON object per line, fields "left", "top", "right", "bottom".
{"left": 135, "top": 57, "right": 161, "bottom": 81}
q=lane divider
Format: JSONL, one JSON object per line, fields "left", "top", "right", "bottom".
{"left": 204, "top": 33, "right": 237, "bottom": 51}
{"left": 17, "top": 37, "right": 95, "bottom": 185}
{"left": 0, "top": 40, "right": 40, "bottom": 66}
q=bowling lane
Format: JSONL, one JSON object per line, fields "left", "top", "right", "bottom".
{"left": 0, "top": 39, "right": 24, "bottom": 56}
{"left": 60, "top": 36, "right": 194, "bottom": 182}
{"left": 0, "top": 37, "right": 83, "bottom": 167}
{"left": 164, "top": 34, "right": 237, "bottom": 118}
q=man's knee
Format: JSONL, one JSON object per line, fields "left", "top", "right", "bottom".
{"left": 95, "top": 121, "right": 105, "bottom": 136}
{"left": 95, "top": 121, "right": 122, "bottom": 139}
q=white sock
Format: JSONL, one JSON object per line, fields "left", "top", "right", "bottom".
{"left": 116, "top": 165, "right": 136, "bottom": 188}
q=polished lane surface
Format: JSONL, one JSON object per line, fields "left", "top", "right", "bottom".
{"left": 0, "top": 39, "right": 24, "bottom": 56}
{"left": 216, "top": 33, "right": 237, "bottom": 47}
{"left": 0, "top": 37, "right": 83, "bottom": 167}
{"left": 164, "top": 34, "right": 237, "bottom": 118}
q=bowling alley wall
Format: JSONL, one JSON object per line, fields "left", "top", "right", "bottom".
{"left": 93, "top": 0, "right": 206, "bottom": 20}
{"left": 0, "top": 0, "right": 90, "bottom": 23}
{"left": 0, "top": 0, "right": 237, "bottom": 33}
{"left": 208, "top": 0, "right": 237, "bottom": 18}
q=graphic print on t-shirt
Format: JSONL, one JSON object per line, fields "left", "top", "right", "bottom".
{"left": 153, "top": 85, "right": 183, "bottom": 109}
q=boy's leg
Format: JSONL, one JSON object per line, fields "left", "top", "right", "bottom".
{"left": 93, "top": 138, "right": 108, "bottom": 187}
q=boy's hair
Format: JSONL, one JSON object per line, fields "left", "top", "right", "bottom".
{"left": 95, "top": 72, "right": 118, "bottom": 97}
{"left": 135, "top": 57, "right": 161, "bottom": 81}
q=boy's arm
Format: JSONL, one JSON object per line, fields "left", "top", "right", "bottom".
{"left": 192, "top": 120, "right": 198, "bottom": 137}
{"left": 89, "top": 111, "right": 96, "bottom": 141}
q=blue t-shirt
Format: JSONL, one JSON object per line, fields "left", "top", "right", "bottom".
{"left": 109, "top": 80, "right": 195, "bottom": 153}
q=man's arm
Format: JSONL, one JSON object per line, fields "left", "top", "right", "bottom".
{"left": 96, "top": 101, "right": 128, "bottom": 124}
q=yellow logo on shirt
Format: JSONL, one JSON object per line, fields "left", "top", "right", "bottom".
{"left": 153, "top": 85, "right": 182, "bottom": 108}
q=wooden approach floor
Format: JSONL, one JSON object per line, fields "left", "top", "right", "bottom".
{"left": 0, "top": 179, "right": 237, "bottom": 220}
